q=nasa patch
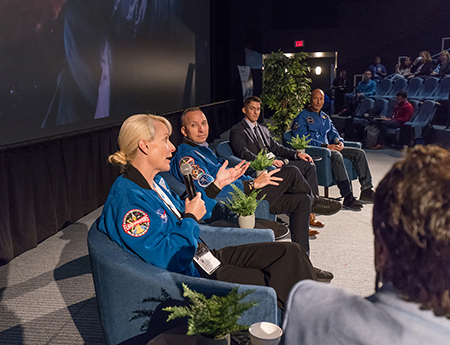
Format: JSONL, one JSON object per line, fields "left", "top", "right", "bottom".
{"left": 198, "top": 174, "right": 214, "bottom": 187}
{"left": 122, "top": 209, "right": 150, "bottom": 237}
{"left": 156, "top": 208, "right": 168, "bottom": 224}
{"left": 307, "top": 117, "right": 314, "bottom": 124}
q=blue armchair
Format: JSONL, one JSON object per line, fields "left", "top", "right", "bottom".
{"left": 88, "top": 219, "right": 279, "bottom": 345}
{"left": 283, "top": 131, "right": 360, "bottom": 198}
{"left": 215, "top": 141, "right": 244, "bottom": 168}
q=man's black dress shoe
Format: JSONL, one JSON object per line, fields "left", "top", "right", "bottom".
{"left": 343, "top": 195, "right": 363, "bottom": 210}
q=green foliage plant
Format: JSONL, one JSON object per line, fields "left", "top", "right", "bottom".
{"left": 220, "top": 183, "right": 266, "bottom": 217}
{"left": 249, "top": 149, "right": 275, "bottom": 171}
{"left": 261, "top": 50, "right": 312, "bottom": 140}
{"left": 163, "top": 283, "right": 257, "bottom": 340}
{"left": 289, "top": 134, "right": 312, "bottom": 150}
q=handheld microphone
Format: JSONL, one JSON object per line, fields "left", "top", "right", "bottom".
{"left": 180, "top": 163, "right": 197, "bottom": 200}
{"left": 334, "top": 138, "right": 341, "bottom": 145}
{"left": 282, "top": 159, "right": 289, "bottom": 165}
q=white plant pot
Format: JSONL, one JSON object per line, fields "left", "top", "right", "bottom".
{"left": 297, "top": 149, "right": 305, "bottom": 154}
{"left": 256, "top": 170, "right": 265, "bottom": 177}
{"left": 238, "top": 214, "right": 255, "bottom": 229}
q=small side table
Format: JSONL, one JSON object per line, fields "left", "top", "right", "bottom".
{"left": 209, "top": 218, "right": 290, "bottom": 240}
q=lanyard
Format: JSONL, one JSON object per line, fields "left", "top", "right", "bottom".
{"left": 152, "top": 181, "right": 183, "bottom": 220}
{"left": 153, "top": 180, "right": 210, "bottom": 249}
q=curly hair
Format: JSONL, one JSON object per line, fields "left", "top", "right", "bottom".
{"left": 373, "top": 145, "right": 450, "bottom": 317}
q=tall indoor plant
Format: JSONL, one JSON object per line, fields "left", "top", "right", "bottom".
{"left": 261, "top": 50, "right": 312, "bottom": 140}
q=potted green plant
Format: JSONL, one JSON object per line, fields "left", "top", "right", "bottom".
{"left": 288, "top": 134, "right": 312, "bottom": 153}
{"left": 249, "top": 149, "right": 275, "bottom": 176}
{"left": 221, "top": 184, "right": 266, "bottom": 229}
{"left": 261, "top": 50, "right": 312, "bottom": 140}
{"left": 163, "top": 283, "right": 257, "bottom": 345}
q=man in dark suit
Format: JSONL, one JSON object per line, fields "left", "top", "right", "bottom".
{"left": 229, "top": 96, "right": 327, "bottom": 229}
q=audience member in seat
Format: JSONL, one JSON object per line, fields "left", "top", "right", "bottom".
{"left": 371, "top": 91, "right": 414, "bottom": 150}
{"left": 368, "top": 56, "right": 387, "bottom": 81}
{"left": 409, "top": 51, "right": 434, "bottom": 79}
{"left": 344, "top": 70, "right": 377, "bottom": 115}
{"left": 282, "top": 145, "right": 450, "bottom": 344}
{"left": 292, "top": 89, "right": 375, "bottom": 211}
{"left": 170, "top": 108, "right": 341, "bottom": 282}
{"left": 392, "top": 56, "right": 413, "bottom": 80}
{"left": 98, "top": 113, "right": 318, "bottom": 309}
{"left": 431, "top": 50, "right": 450, "bottom": 78}
{"left": 331, "top": 70, "right": 353, "bottom": 112}
{"left": 229, "top": 96, "right": 329, "bottom": 231}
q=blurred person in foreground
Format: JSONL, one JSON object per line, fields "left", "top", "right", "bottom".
{"left": 98, "top": 114, "right": 317, "bottom": 309}
{"left": 282, "top": 145, "right": 450, "bottom": 344}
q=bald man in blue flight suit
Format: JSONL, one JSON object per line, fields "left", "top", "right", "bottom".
{"left": 292, "top": 89, "right": 375, "bottom": 210}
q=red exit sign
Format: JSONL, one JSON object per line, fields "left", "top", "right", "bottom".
{"left": 295, "top": 40, "right": 304, "bottom": 47}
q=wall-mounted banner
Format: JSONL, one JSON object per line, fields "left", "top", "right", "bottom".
{"left": 237, "top": 65, "right": 253, "bottom": 100}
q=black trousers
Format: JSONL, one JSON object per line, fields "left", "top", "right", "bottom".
{"left": 211, "top": 241, "right": 316, "bottom": 309}
{"left": 378, "top": 120, "right": 401, "bottom": 145}
{"left": 331, "top": 147, "right": 373, "bottom": 198}
{"left": 286, "top": 159, "right": 319, "bottom": 196}
{"left": 259, "top": 166, "right": 312, "bottom": 253}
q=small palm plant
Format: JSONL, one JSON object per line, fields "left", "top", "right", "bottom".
{"left": 221, "top": 184, "right": 265, "bottom": 217}
{"left": 163, "top": 283, "right": 257, "bottom": 340}
{"left": 288, "top": 134, "right": 312, "bottom": 151}
{"left": 249, "top": 149, "right": 275, "bottom": 172}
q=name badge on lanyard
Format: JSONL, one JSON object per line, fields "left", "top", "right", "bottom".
{"left": 194, "top": 241, "right": 221, "bottom": 275}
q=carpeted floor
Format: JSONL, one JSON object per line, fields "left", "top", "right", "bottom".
{"left": 0, "top": 143, "right": 404, "bottom": 344}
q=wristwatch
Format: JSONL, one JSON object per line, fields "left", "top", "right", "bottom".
{"left": 248, "top": 179, "right": 255, "bottom": 191}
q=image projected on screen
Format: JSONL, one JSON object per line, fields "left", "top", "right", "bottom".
{"left": 0, "top": 0, "right": 210, "bottom": 146}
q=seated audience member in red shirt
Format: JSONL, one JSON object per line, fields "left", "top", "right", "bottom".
{"left": 371, "top": 91, "right": 414, "bottom": 149}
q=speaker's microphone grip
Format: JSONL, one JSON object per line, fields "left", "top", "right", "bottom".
{"left": 180, "top": 163, "right": 197, "bottom": 200}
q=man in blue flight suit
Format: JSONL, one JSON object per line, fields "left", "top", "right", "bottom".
{"left": 292, "top": 89, "right": 375, "bottom": 210}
